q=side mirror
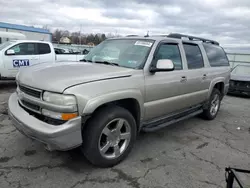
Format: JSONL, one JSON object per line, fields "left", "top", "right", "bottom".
{"left": 150, "top": 59, "right": 175, "bottom": 73}
{"left": 6, "top": 49, "right": 15, "bottom": 55}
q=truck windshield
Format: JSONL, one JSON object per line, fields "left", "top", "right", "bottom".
{"left": 84, "top": 39, "right": 154, "bottom": 69}
{"left": 0, "top": 41, "right": 15, "bottom": 51}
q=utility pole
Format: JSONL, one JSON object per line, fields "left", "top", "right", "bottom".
{"left": 79, "top": 24, "right": 82, "bottom": 45}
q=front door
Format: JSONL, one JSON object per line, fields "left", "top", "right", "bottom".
{"left": 3, "top": 42, "right": 39, "bottom": 78}
{"left": 144, "top": 42, "right": 190, "bottom": 120}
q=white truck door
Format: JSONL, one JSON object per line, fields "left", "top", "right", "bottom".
{"left": 37, "top": 43, "right": 55, "bottom": 64}
{"left": 3, "top": 42, "right": 39, "bottom": 78}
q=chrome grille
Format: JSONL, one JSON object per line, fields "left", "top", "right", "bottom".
{"left": 19, "top": 85, "right": 41, "bottom": 98}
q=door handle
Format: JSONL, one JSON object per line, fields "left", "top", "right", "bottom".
{"left": 180, "top": 76, "right": 187, "bottom": 83}
{"left": 202, "top": 74, "right": 207, "bottom": 80}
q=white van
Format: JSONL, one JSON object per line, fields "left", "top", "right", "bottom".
{"left": 0, "top": 31, "right": 26, "bottom": 44}
{"left": 0, "top": 40, "right": 86, "bottom": 80}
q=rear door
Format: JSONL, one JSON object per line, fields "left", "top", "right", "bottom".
{"left": 37, "top": 43, "right": 55, "bottom": 64}
{"left": 3, "top": 42, "right": 39, "bottom": 77}
{"left": 182, "top": 43, "right": 208, "bottom": 105}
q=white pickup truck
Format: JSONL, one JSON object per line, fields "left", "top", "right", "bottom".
{"left": 0, "top": 40, "right": 86, "bottom": 80}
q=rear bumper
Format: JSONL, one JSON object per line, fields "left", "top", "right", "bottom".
{"left": 8, "top": 93, "right": 83, "bottom": 151}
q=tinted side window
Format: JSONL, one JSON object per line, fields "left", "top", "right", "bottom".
{"left": 8, "top": 43, "right": 36, "bottom": 55}
{"left": 183, "top": 43, "right": 204, "bottom": 69}
{"left": 38, "top": 43, "right": 51, "bottom": 54}
{"left": 154, "top": 43, "right": 182, "bottom": 70}
{"left": 203, "top": 43, "right": 229, "bottom": 67}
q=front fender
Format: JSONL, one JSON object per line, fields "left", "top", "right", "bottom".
{"left": 82, "top": 89, "right": 144, "bottom": 120}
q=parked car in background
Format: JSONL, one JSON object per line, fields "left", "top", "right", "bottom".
{"left": 8, "top": 33, "right": 230, "bottom": 167}
{"left": 229, "top": 64, "right": 250, "bottom": 96}
{"left": 0, "top": 40, "right": 86, "bottom": 80}
{"left": 54, "top": 47, "right": 71, "bottom": 54}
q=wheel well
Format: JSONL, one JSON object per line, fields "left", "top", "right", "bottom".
{"left": 214, "top": 82, "right": 224, "bottom": 96}
{"left": 92, "top": 99, "right": 141, "bottom": 131}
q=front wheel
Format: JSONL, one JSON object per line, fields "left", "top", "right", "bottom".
{"left": 81, "top": 105, "right": 137, "bottom": 167}
{"left": 201, "top": 88, "right": 221, "bottom": 120}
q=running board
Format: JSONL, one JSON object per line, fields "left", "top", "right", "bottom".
{"left": 142, "top": 109, "right": 203, "bottom": 132}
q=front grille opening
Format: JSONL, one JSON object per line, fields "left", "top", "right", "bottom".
{"left": 21, "top": 100, "right": 40, "bottom": 111}
{"left": 19, "top": 85, "right": 41, "bottom": 98}
{"left": 19, "top": 102, "right": 66, "bottom": 126}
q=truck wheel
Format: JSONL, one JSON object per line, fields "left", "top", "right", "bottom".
{"left": 81, "top": 105, "right": 137, "bottom": 167}
{"left": 201, "top": 88, "right": 221, "bottom": 120}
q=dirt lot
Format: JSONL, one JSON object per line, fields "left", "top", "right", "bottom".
{"left": 0, "top": 82, "right": 250, "bottom": 188}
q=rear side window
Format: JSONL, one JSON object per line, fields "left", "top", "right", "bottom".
{"left": 183, "top": 43, "right": 204, "bottom": 69}
{"left": 38, "top": 43, "right": 51, "bottom": 54}
{"left": 203, "top": 43, "right": 229, "bottom": 67}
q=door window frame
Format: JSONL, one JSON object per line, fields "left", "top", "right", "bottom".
{"left": 38, "top": 43, "right": 51, "bottom": 55}
{"left": 150, "top": 41, "right": 184, "bottom": 71}
{"left": 5, "top": 42, "right": 38, "bottom": 56}
{"left": 183, "top": 42, "right": 205, "bottom": 69}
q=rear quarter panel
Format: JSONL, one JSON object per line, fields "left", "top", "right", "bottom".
{"left": 206, "top": 66, "right": 231, "bottom": 98}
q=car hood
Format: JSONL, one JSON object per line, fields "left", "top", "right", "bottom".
{"left": 231, "top": 74, "right": 250, "bottom": 82}
{"left": 17, "top": 62, "right": 134, "bottom": 93}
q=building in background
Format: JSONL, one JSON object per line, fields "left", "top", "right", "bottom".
{"left": 59, "top": 37, "right": 71, "bottom": 44}
{"left": 0, "top": 22, "right": 52, "bottom": 43}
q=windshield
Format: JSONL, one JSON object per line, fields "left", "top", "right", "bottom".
{"left": 84, "top": 39, "right": 154, "bottom": 69}
{"left": 0, "top": 41, "right": 15, "bottom": 51}
{"left": 232, "top": 65, "right": 250, "bottom": 75}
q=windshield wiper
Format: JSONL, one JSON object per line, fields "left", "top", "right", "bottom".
{"left": 94, "top": 61, "right": 120, "bottom": 66}
{"left": 80, "top": 59, "right": 92, "bottom": 62}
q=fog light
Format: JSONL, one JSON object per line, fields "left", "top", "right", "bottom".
{"left": 42, "top": 109, "right": 78, "bottom": 121}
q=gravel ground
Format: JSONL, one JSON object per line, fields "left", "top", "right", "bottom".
{"left": 0, "top": 82, "right": 250, "bottom": 188}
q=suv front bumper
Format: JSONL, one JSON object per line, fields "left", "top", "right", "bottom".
{"left": 8, "top": 93, "right": 83, "bottom": 151}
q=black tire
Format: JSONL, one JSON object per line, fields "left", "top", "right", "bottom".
{"left": 81, "top": 105, "right": 137, "bottom": 168}
{"left": 201, "top": 88, "right": 221, "bottom": 120}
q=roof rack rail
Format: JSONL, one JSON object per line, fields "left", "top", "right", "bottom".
{"left": 126, "top": 35, "right": 139, "bottom": 37}
{"left": 151, "top": 35, "right": 169, "bottom": 37}
{"left": 168, "top": 33, "right": 219, "bottom": 45}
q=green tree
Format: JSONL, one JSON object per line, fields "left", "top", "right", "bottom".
{"left": 101, "top": 34, "right": 107, "bottom": 42}
{"left": 93, "top": 34, "right": 100, "bottom": 45}
{"left": 53, "top": 29, "right": 62, "bottom": 43}
{"left": 86, "top": 34, "right": 95, "bottom": 44}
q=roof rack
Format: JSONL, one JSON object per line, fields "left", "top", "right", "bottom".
{"left": 168, "top": 33, "right": 219, "bottom": 45}
{"left": 151, "top": 35, "right": 169, "bottom": 37}
{"left": 126, "top": 35, "right": 139, "bottom": 37}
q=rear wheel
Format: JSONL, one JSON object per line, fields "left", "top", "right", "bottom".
{"left": 202, "top": 88, "right": 221, "bottom": 120}
{"left": 81, "top": 105, "right": 137, "bottom": 167}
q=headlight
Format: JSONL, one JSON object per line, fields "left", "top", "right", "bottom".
{"left": 43, "top": 91, "right": 77, "bottom": 106}
{"left": 42, "top": 92, "right": 78, "bottom": 120}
